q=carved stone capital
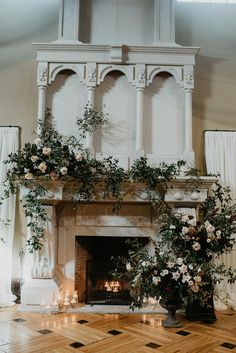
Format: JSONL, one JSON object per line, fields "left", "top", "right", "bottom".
{"left": 37, "top": 62, "right": 48, "bottom": 86}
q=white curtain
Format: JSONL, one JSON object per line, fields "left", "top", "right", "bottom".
{"left": 205, "top": 131, "right": 236, "bottom": 310}
{"left": 0, "top": 127, "right": 19, "bottom": 306}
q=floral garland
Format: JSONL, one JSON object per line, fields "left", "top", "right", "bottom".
{"left": 1, "top": 106, "right": 184, "bottom": 252}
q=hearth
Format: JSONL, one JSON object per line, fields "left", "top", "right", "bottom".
{"left": 75, "top": 236, "right": 147, "bottom": 305}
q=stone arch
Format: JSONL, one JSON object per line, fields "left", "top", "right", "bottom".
{"left": 147, "top": 66, "right": 182, "bottom": 87}
{"left": 49, "top": 64, "right": 85, "bottom": 84}
{"left": 98, "top": 65, "right": 134, "bottom": 85}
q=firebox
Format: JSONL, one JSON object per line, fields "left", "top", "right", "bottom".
{"left": 75, "top": 236, "right": 148, "bottom": 305}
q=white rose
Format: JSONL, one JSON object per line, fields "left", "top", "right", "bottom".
{"left": 42, "top": 147, "right": 51, "bottom": 156}
{"left": 182, "top": 227, "right": 189, "bottom": 235}
{"left": 126, "top": 263, "right": 132, "bottom": 271}
{"left": 160, "top": 269, "right": 169, "bottom": 276}
{"left": 60, "top": 166, "right": 68, "bottom": 175}
{"left": 176, "top": 257, "right": 183, "bottom": 265}
{"left": 169, "top": 225, "right": 176, "bottom": 229}
{"left": 188, "top": 264, "right": 193, "bottom": 270}
{"left": 31, "top": 155, "right": 38, "bottom": 162}
{"left": 25, "top": 172, "right": 33, "bottom": 180}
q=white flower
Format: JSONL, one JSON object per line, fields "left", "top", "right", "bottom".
{"left": 176, "top": 257, "right": 183, "bottom": 265}
{"left": 42, "top": 147, "right": 51, "bottom": 156}
{"left": 192, "top": 242, "right": 201, "bottom": 251}
{"left": 152, "top": 276, "right": 161, "bottom": 285}
{"left": 206, "top": 224, "right": 215, "bottom": 233}
{"left": 172, "top": 272, "right": 180, "bottom": 281}
{"left": 160, "top": 269, "right": 169, "bottom": 276}
{"left": 75, "top": 154, "right": 83, "bottom": 161}
{"left": 31, "top": 155, "right": 38, "bottom": 162}
{"left": 182, "top": 227, "right": 189, "bottom": 235}
{"left": 188, "top": 218, "right": 197, "bottom": 226}
{"left": 188, "top": 280, "right": 194, "bottom": 286}
{"left": 60, "top": 166, "right": 68, "bottom": 175}
{"left": 182, "top": 274, "right": 191, "bottom": 283}
{"left": 216, "top": 230, "right": 221, "bottom": 239}
{"left": 182, "top": 215, "right": 189, "bottom": 222}
{"left": 126, "top": 263, "right": 132, "bottom": 271}
{"left": 25, "top": 172, "right": 33, "bottom": 180}
{"left": 207, "top": 238, "right": 211, "bottom": 243}
{"left": 167, "top": 261, "right": 175, "bottom": 268}
{"left": 179, "top": 264, "right": 188, "bottom": 274}
{"left": 169, "top": 225, "right": 176, "bottom": 229}
{"left": 38, "top": 162, "right": 47, "bottom": 173}
{"left": 188, "top": 264, "right": 193, "bottom": 270}
{"left": 34, "top": 138, "right": 41, "bottom": 145}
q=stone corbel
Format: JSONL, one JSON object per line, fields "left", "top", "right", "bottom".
{"left": 110, "top": 45, "right": 123, "bottom": 64}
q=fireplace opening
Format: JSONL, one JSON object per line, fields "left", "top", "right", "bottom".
{"left": 75, "top": 236, "right": 148, "bottom": 305}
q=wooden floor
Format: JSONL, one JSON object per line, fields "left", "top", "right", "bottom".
{"left": 0, "top": 305, "right": 235, "bottom": 353}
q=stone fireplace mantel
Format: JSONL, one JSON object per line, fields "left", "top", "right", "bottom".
{"left": 20, "top": 176, "right": 217, "bottom": 310}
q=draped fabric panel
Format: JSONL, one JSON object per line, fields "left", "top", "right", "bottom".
{"left": 205, "top": 131, "right": 236, "bottom": 310}
{"left": 0, "top": 127, "right": 19, "bottom": 306}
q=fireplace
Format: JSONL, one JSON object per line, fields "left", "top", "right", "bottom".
{"left": 75, "top": 236, "right": 148, "bottom": 305}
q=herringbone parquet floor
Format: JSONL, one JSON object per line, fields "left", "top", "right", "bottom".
{"left": 0, "top": 305, "right": 235, "bottom": 353}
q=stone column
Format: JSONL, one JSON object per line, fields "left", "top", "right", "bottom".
{"left": 37, "top": 63, "right": 48, "bottom": 136}
{"left": 85, "top": 64, "right": 97, "bottom": 155}
{"left": 135, "top": 87, "right": 144, "bottom": 158}
{"left": 183, "top": 88, "right": 194, "bottom": 164}
{"left": 153, "top": 0, "right": 175, "bottom": 44}
{"left": 58, "top": 0, "right": 81, "bottom": 42}
{"left": 135, "top": 65, "right": 146, "bottom": 158}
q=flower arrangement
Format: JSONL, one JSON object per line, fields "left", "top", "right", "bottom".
{"left": 113, "top": 183, "right": 236, "bottom": 309}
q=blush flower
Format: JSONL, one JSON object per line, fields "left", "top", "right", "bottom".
{"left": 38, "top": 162, "right": 47, "bottom": 173}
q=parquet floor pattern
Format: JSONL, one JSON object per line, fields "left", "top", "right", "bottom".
{"left": 0, "top": 305, "right": 235, "bottom": 353}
